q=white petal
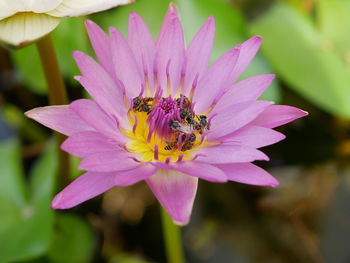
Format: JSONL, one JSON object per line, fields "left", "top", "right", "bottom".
{"left": 48, "top": 0, "right": 133, "bottom": 18}
{"left": 2, "top": 0, "right": 25, "bottom": 13}
{"left": 0, "top": 12, "right": 60, "bottom": 47}
{"left": 27, "top": 0, "right": 63, "bottom": 13}
{"left": 0, "top": 1, "right": 16, "bottom": 20}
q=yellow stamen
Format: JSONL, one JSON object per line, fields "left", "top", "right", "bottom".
{"left": 123, "top": 111, "right": 214, "bottom": 163}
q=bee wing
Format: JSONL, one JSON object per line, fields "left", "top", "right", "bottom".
{"left": 179, "top": 123, "right": 193, "bottom": 134}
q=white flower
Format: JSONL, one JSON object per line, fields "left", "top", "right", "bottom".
{"left": 0, "top": 0, "right": 133, "bottom": 47}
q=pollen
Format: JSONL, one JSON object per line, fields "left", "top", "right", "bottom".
{"left": 123, "top": 94, "right": 211, "bottom": 163}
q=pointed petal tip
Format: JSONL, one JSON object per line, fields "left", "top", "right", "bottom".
{"left": 24, "top": 108, "right": 36, "bottom": 119}
{"left": 279, "top": 133, "right": 287, "bottom": 141}
{"left": 73, "top": 75, "right": 82, "bottom": 81}
{"left": 77, "top": 162, "right": 87, "bottom": 171}
{"left": 84, "top": 19, "right": 105, "bottom": 33}
{"left": 253, "top": 35, "right": 263, "bottom": 42}
{"left": 108, "top": 26, "right": 122, "bottom": 37}
{"left": 301, "top": 110, "right": 309, "bottom": 116}
{"left": 290, "top": 107, "right": 309, "bottom": 118}
{"left": 259, "top": 152, "right": 270, "bottom": 161}
{"left": 202, "top": 16, "right": 215, "bottom": 32}
{"left": 60, "top": 136, "right": 73, "bottom": 154}
{"left": 173, "top": 218, "right": 189, "bottom": 226}
{"left": 270, "top": 181, "right": 280, "bottom": 187}
{"left": 72, "top": 50, "right": 85, "bottom": 60}
{"left": 265, "top": 73, "right": 276, "bottom": 80}
{"left": 129, "top": 10, "right": 140, "bottom": 19}
{"left": 245, "top": 35, "right": 262, "bottom": 45}
{"left": 84, "top": 19, "right": 95, "bottom": 27}
{"left": 207, "top": 16, "right": 215, "bottom": 23}
{"left": 51, "top": 192, "right": 65, "bottom": 210}
{"left": 168, "top": 2, "right": 178, "bottom": 14}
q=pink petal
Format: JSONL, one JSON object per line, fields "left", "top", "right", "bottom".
{"left": 51, "top": 165, "right": 154, "bottom": 210}
{"left": 182, "top": 17, "right": 215, "bottom": 96}
{"left": 230, "top": 36, "right": 262, "bottom": 82}
{"left": 194, "top": 36, "right": 262, "bottom": 113}
{"left": 51, "top": 171, "right": 116, "bottom": 209}
{"left": 151, "top": 161, "right": 227, "bottom": 183}
{"left": 251, "top": 105, "right": 308, "bottom": 128}
{"left": 157, "top": 3, "right": 179, "bottom": 45}
{"left": 85, "top": 19, "right": 115, "bottom": 78}
{"left": 110, "top": 27, "right": 144, "bottom": 98}
{"left": 25, "top": 105, "right": 93, "bottom": 136}
{"left": 155, "top": 11, "right": 185, "bottom": 96}
{"left": 196, "top": 144, "right": 269, "bottom": 164}
{"left": 48, "top": 0, "right": 133, "bottom": 18}
{"left": 208, "top": 101, "right": 273, "bottom": 140}
{"left": 213, "top": 74, "right": 275, "bottom": 112}
{"left": 79, "top": 151, "right": 140, "bottom": 172}
{"left": 215, "top": 163, "right": 279, "bottom": 187}
{"left": 221, "top": 125, "right": 286, "bottom": 148}
{"left": 73, "top": 51, "right": 127, "bottom": 125}
{"left": 69, "top": 99, "right": 127, "bottom": 143}
{"left": 146, "top": 169, "right": 198, "bottom": 225}
{"left": 193, "top": 47, "right": 240, "bottom": 113}
{"left": 127, "top": 12, "right": 156, "bottom": 95}
{"left": 61, "top": 131, "right": 119, "bottom": 158}
{"left": 114, "top": 164, "right": 157, "bottom": 186}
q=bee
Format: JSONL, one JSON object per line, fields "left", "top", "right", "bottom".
{"left": 189, "top": 133, "right": 196, "bottom": 142}
{"left": 169, "top": 120, "right": 193, "bottom": 134}
{"left": 132, "top": 96, "right": 154, "bottom": 113}
{"left": 181, "top": 141, "right": 194, "bottom": 151}
{"left": 195, "top": 115, "right": 209, "bottom": 134}
{"left": 180, "top": 107, "right": 194, "bottom": 120}
{"left": 164, "top": 133, "right": 196, "bottom": 151}
{"left": 198, "top": 115, "right": 208, "bottom": 126}
{"left": 132, "top": 97, "right": 141, "bottom": 109}
{"left": 181, "top": 134, "right": 196, "bottom": 151}
{"left": 164, "top": 141, "right": 177, "bottom": 151}
{"left": 176, "top": 95, "right": 191, "bottom": 109}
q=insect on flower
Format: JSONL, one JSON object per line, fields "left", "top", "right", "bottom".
{"left": 25, "top": 4, "right": 308, "bottom": 225}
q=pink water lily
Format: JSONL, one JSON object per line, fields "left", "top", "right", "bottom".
{"left": 26, "top": 4, "right": 307, "bottom": 225}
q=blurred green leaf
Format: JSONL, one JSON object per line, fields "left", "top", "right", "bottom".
{"left": 175, "top": 0, "right": 244, "bottom": 59}
{"left": 4, "top": 104, "right": 46, "bottom": 142}
{"left": 249, "top": 2, "right": 350, "bottom": 117}
{"left": 70, "top": 155, "right": 83, "bottom": 180}
{"left": 0, "top": 140, "right": 57, "bottom": 262}
{"left": 11, "top": 17, "right": 88, "bottom": 94}
{"left": 175, "top": 0, "right": 280, "bottom": 101}
{"left": 47, "top": 214, "right": 94, "bottom": 263}
{"left": 0, "top": 138, "right": 27, "bottom": 208}
{"left": 110, "top": 254, "right": 153, "bottom": 263}
{"left": 0, "top": 197, "right": 21, "bottom": 236}
{"left": 30, "top": 140, "right": 58, "bottom": 204}
{"left": 51, "top": 17, "right": 89, "bottom": 83}
{"left": 317, "top": 0, "right": 350, "bottom": 56}
{"left": 11, "top": 45, "right": 47, "bottom": 94}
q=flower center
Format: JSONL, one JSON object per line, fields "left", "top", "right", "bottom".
{"left": 124, "top": 94, "right": 210, "bottom": 163}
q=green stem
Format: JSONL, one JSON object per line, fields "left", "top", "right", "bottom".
{"left": 36, "top": 34, "right": 70, "bottom": 187}
{"left": 161, "top": 207, "right": 185, "bottom": 263}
